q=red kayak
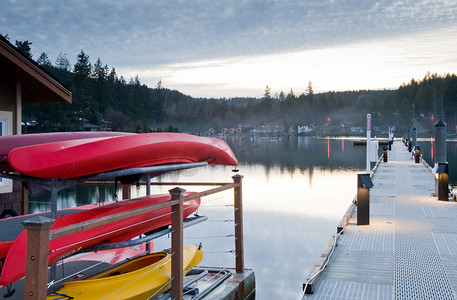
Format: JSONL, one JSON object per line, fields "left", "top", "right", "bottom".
{"left": 0, "top": 193, "right": 200, "bottom": 285}
{"left": 8, "top": 132, "right": 238, "bottom": 179}
{"left": 0, "top": 201, "right": 131, "bottom": 259}
{"left": 62, "top": 243, "right": 150, "bottom": 268}
{"left": 0, "top": 131, "right": 133, "bottom": 170}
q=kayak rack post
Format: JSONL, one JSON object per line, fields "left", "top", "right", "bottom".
{"left": 170, "top": 187, "right": 185, "bottom": 300}
{"left": 22, "top": 216, "right": 55, "bottom": 300}
{"left": 149, "top": 177, "right": 246, "bottom": 275}
{"left": 233, "top": 174, "right": 244, "bottom": 273}
{"left": 145, "top": 174, "right": 152, "bottom": 254}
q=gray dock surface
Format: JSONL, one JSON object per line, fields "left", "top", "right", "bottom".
{"left": 302, "top": 140, "right": 457, "bottom": 300}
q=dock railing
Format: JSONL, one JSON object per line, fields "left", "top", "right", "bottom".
{"left": 22, "top": 174, "right": 244, "bottom": 300}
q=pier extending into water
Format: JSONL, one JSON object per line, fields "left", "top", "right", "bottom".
{"left": 300, "top": 140, "right": 457, "bottom": 299}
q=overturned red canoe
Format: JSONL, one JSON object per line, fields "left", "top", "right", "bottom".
{"left": 0, "top": 193, "right": 200, "bottom": 286}
{"left": 0, "top": 131, "right": 133, "bottom": 166}
{"left": 8, "top": 132, "right": 238, "bottom": 179}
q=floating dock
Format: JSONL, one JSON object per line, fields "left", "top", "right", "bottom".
{"left": 301, "top": 140, "right": 457, "bottom": 299}
{"left": 0, "top": 168, "right": 254, "bottom": 300}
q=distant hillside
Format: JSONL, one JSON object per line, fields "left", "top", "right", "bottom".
{"left": 9, "top": 35, "right": 456, "bottom": 134}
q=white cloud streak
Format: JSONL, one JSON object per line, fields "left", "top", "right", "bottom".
{"left": 1, "top": 0, "right": 457, "bottom": 97}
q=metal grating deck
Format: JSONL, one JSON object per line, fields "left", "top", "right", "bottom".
{"left": 302, "top": 141, "right": 457, "bottom": 300}
{"left": 394, "top": 231, "right": 454, "bottom": 299}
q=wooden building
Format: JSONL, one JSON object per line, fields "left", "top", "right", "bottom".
{"left": 0, "top": 35, "right": 72, "bottom": 215}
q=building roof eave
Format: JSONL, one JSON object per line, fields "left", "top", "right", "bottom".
{"left": 0, "top": 36, "right": 72, "bottom": 103}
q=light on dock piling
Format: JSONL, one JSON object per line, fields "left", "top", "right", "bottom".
{"left": 357, "top": 174, "right": 374, "bottom": 225}
{"left": 414, "top": 146, "right": 420, "bottom": 163}
{"left": 383, "top": 146, "right": 388, "bottom": 163}
{"left": 435, "top": 162, "right": 449, "bottom": 201}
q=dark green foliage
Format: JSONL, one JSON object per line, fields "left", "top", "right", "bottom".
{"left": 15, "top": 40, "right": 33, "bottom": 58}
{"left": 17, "top": 35, "right": 457, "bottom": 134}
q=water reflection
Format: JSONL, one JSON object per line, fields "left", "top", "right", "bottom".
{"left": 226, "top": 136, "right": 366, "bottom": 180}
{"left": 29, "top": 184, "right": 120, "bottom": 213}
{"left": 417, "top": 138, "right": 457, "bottom": 186}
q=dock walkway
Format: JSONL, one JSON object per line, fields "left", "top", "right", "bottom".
{"left": 303, "top": 141, "right": 457, "bottom": 299}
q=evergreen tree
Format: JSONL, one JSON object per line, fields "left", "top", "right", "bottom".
{"left": 306, "top": 81, "right": 313, "bottom": 96}
{"left": 55, "top": 53, "right": 71, "bottom": 71}
{"left": 74, "top": 50, "right": 92, "bottom": 78}
{"left": 15, "top": 40, "right": 32, "bottom": 58}
{"left": 36, "top": 52, "right": 52, "bottom": 69}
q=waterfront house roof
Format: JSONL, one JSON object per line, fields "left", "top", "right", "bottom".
{"left": 0, "top": 35, "right": 72, "bottom": 103}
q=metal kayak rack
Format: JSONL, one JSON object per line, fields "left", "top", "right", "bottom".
{"left": 1, "top": 162, "right": 208, "bottom": 218}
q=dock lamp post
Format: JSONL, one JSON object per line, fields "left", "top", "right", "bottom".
{"left": 383, "top": 146, "right": 388, "bottom": 162}
{"left": 435, "top": 162, "right": 449, "bottom": 201}
{"left": 357, "top": 174, "right": 374, "bottom": 225}
{"left": 414, "top": 145, "right": 420, "bottom": 163}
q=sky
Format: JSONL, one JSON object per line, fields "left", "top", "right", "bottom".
{"left": 1, "top": 0, "right": 457, "bottom": 98}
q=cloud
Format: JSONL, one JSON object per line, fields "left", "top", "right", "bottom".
{"left": 1, "top": 0, "right": 456, "bottom": 96}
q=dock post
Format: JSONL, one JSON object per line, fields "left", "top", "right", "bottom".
{"left": 436, "top": 162, "right": 449, "bottom": 201}
{"left": 414, "top": 146, "right": 420, "bottom": 163}
{"left": 412, "top": 127, "right": 417, "bottom": 148}
{"left": 434, "top": 120, "right": 447, "bottom": 164}
{"left": 434, "top": 120, "right": 447, "bottom": 199}
{"left": 22, "top": 216, "right": 55, "bottom": 300}
{"left": 170, "top": 187, "right": 185, "bottom": 300}
{"left": 233, "top": 174, "right": 245, "bottom": 273}
{"left": 407, "top": 129, "right": 411, "bottom": 151}
{"left": 383, "top": 146, "right": 388, "bottom": 162}
{"left": 357, "top": 174, "right": 374, "bottom": 225}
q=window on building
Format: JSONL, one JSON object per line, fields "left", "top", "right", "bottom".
{"left": 0, "top": 111, "right": 12, "bottom": 192}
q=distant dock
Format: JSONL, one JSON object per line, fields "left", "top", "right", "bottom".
{"left": 300, "top": 140, "right": 457, "bottom": 299}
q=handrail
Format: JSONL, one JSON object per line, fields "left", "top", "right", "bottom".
{"left": 49, "top": 198, "right": 180, "bottom": 240}
{"left": 21, "top": 174, "right": 245, "bottom": 300}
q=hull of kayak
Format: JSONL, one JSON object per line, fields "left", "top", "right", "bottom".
{"left": 47, "top": 245, "right": 203, "bottom": 300}
{"left": 0, "top": 193, "right": 200, "bottom": 285}
{"left": 8, "top": 132, "right": 238, "bottom": 178}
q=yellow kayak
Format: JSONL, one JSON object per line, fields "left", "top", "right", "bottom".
{"left": 47, "top": 245, "right": 203, "bottom": 300}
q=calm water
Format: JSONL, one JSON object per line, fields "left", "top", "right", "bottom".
{"left": 416, "top": 138, "right": 457, "bottom": 187}
{"left": 29, "top": 136, "right": 368, "bottom": 299}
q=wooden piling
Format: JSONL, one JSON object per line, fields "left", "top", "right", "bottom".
{"left": 434, "top": 119, "right": 447, "bottom": 163}
{"left": 170, "top": 187, "right": 185, "bottom": 300}
{"left": 412, "top": 126, "right": 417, "bottom": 148}
{"left": 22, "top": 216, "right": 55, "bottom": 300}
{"left": 233, "top": 174, "right": 244, "bottom": 273}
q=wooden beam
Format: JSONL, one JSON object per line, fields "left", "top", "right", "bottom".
{"left": 182, "top": 183, "right": 238, "bottom": 201}
{"left": 51, "top": 198, "right": 179, "bottom": 239}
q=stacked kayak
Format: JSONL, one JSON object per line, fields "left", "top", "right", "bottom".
{"left": 0, "top": 193, "right": 201, "bottom": 286}
{"left": 0, "top": 131, "right": 237, "bottom": 296}
{"left": 47, "top": 245, "right": 203, "bottom": 300}
{"left": 0, "top": 131, "right": 133, "bottom": 171}
{"left": 6, "top": 132, "right": 238, "bottom": 178}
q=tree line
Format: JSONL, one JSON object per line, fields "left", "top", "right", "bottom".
{"left": 8, "top": 36, "right": 457, "bottom": 134}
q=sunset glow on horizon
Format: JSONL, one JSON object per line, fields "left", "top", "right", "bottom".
{"left": 123, "top": 26, "right": 457, "bottom": 98}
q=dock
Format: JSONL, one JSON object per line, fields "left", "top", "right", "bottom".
{"left": 301, "top": 140, "right": 457, "bottom": 299}
{"left": 0, "top": 168, "right": 255, "bottom": 300}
